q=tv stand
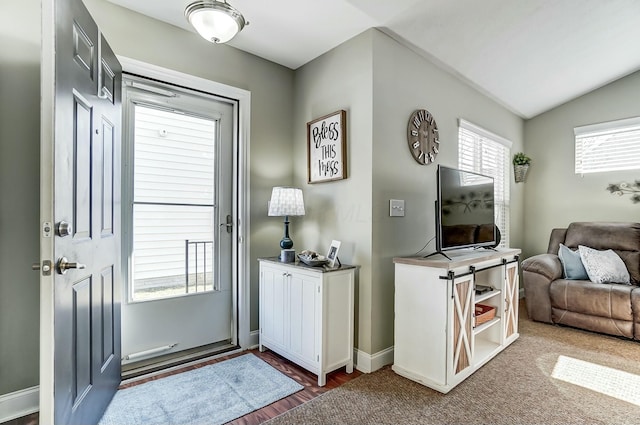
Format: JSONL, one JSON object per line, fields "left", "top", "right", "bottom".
{"left": 393, "top": 248, "right": 520, "bottom": 393}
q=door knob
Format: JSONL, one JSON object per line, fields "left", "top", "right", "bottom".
{"left": 57, "top": 221, "right": 72, "bottom": 237}
{"left": 56, "top": 257, "right": 86, "bottom": 275}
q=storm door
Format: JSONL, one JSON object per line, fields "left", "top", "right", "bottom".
{"left": 120, "top": 76, "right": 236, "bottom": 368}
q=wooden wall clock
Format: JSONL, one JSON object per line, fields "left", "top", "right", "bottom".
{"left": 407, "top": 109, "right": 439, "bottom": 165}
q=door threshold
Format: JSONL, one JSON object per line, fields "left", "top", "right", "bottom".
{"left": 121, "top": 342, "right": 241, "bottom": 383}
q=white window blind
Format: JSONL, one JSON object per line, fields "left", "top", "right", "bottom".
{"left": 574, "top": 116, "right": 640, "bottom": 174}
{"left": 458, "top": 119, "right": 511, "bottom": 247}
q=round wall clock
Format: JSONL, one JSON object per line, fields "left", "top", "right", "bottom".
{"left": 407, "top": 109, "right": 440, "bottom": 165}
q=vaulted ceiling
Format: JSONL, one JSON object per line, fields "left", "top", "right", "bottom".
{"left": 107, "top": 0, "right": 640, "bottom": 118}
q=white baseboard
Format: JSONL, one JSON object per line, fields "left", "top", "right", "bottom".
{"left": 354, "top": 346, "right": 394, "bottom": 373}
{"left": 248, "top": 330, "right": 260, "bottom": 349}
{"left": 0, "top": 386, "right": 39, "bottom": 423}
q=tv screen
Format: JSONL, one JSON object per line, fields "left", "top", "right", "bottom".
{"left": 436, "top": 165, "right": 495, "bottom": 252}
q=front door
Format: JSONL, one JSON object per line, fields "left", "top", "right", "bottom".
{"left": 40, "top": 0, "right": 122, "bottom": 423}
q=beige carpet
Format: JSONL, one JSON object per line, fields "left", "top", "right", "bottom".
{"left": 267, "top": 311, "right": 640, "bottom": 424}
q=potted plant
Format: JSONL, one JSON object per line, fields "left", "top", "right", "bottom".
{"left": 513, "top": 152, "right": 531, "bottom": 183}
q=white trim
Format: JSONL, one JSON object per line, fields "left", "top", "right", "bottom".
{"left": 117, "top": 57, "right": 252, "bottom": 350}
{"left": 248, "top": 330, "right": 260, "bottom": 349}
{"left": 574, "top": 115, "right": 640, "bottom": 137}
{"left": 459, "top": 118, "right": 513, "bottom": 149}
{"left": 118, "top": 57, "right": 250, "bottom": 101}
{"left": 354, "top": 346, "right": 394, "bottom": 373}
{"left": 0, "top": 386, "right": 39, "bottom": 423}
{"left": 39, "top": 1, "right": 56, "bottom": 423}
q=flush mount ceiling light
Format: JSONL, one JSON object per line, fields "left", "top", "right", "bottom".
{"left": 185, "top": 0, "right": 247, "bottom": 44}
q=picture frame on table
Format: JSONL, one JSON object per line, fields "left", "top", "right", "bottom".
{"left": 307, "top": 110, "right": 347, "bottom": 184}
{"left": 326, "top": 240, "right": 341, "bottom": 268}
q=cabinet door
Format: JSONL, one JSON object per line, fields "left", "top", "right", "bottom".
{"left": 260, "top": 265, "right": 287, "bottom": 349}
{"left": 451, "top": 275, "right": 474, "bottom": 376}
{"left": 504, "top": 261, "right": 519, "bottom": 341}
{"left": 288, "top": 272, "right": 319, "bottom": 365}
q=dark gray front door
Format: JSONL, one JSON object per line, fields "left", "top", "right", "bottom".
{"left": 51, "top": 0, "right": 122, "bottom": 423}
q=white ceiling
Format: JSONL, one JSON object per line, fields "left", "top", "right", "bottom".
{"left": 107, "top": 0, "right": 640, "bottom": 118}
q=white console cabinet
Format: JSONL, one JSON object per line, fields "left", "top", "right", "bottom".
{"left": 393, "top": 248, "right": 520, "bottom": 393}
{"left": 258, "top": 258, "right": 355, "bottom": 386}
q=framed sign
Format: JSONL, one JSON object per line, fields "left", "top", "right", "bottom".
{"left": 307, "top": 110, "right": 347, "bottom": 184}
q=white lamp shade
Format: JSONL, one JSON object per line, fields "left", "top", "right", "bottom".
{"left": 268, "top": 187, "right": 305, "bottom": 217}
{"left": 185, "top": 1, "right": 246, "bottom": 44}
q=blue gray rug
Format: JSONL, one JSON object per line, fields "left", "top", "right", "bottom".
{"left": 99, "top": 353, "right": 303, "bottom": 425}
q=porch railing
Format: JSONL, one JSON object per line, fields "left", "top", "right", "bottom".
{"left": 185, "top": 240, "right": 213, "bottom": 293}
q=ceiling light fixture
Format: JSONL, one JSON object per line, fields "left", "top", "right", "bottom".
{"left": 185, "top": 0, "right": 247, "bottom": 44}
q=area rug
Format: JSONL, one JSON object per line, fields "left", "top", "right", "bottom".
{"left": 266, "top": 309, "right": 640, "bottom": 425}
{"left": 99, "top": 353, "right": 303, "bottom": 425}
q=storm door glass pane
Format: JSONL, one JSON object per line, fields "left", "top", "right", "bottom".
{"left": 131, "top": 105, "right": 217, "bottom": 301}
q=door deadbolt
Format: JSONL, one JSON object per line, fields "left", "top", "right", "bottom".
{"left": 57, "top": 221, "right": 72, "bottom": 237}
{"left": 32, "top": 260, "right": 53, "bottom": 276}
{"left": 56, "top": 257, "right": 86, "bottom": 275}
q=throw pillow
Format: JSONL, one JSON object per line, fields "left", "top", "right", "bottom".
{"left": 578, "top": 245, "right": 631, "bottom": 284}
{"left": 558, "top": 243, "right": 588, "bottom": 280}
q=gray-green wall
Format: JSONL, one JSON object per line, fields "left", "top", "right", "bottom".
{"left": 0, "top": 0, "right": 41, "bottom": 395}
{"left": 370, "top": 32, "right": 524, "bottom": 353}
{"left": 293, "top": 31, "right": 375, "bottom": 353}
{"left": 293, "top": 29, "right": 524, "bottom": 355}
{"left": 523, "top": 69, "right": 640, "bottom": 259}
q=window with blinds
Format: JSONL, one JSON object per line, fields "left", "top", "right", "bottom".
{"left": 574, "top": 116, "right": 640, "bottom": 174}
{"left": 458, "top": 119, "right": 511, "bottom": 247}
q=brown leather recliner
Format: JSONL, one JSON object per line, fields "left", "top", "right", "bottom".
{"left": 522, "top": 222, "right": 640, "bottom": 339}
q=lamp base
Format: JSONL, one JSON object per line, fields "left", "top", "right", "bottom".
{"left": 280, "top": 249, "right": 295, "bottom": 263}
{"left": 279, "top": 236, "right": 293, "bottom": 250}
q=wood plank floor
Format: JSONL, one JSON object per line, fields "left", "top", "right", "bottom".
{"left": 8, "top": 349, "right": 361, "bottom": 425}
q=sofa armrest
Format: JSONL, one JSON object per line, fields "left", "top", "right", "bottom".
{"left": 522, "top": 253, "right": 563, "bottom": 281}
{"left": 522, "top": 254, "right": 563, "bottom": 324}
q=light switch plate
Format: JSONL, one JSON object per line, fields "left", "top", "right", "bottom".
{"left": 390, "top": 199, "right": 405, "bottom": 217}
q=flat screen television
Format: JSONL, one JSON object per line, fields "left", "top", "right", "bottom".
{"left": 435, "top": 165, "right": 496, "bottom": 253}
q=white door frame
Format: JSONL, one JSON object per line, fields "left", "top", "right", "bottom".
{"left": 117, "top": 56, "right": 252, "bottom": 352}
{"left": 39, "top": 1, "right": 56, "bottom": 422}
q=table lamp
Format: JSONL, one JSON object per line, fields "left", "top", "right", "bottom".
{"left": 268, "top": 187, "right": 305, "bottom": 253}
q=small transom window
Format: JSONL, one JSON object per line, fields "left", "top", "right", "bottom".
{"left": 574, "top": 116, "right": 640, "bottom": 174}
